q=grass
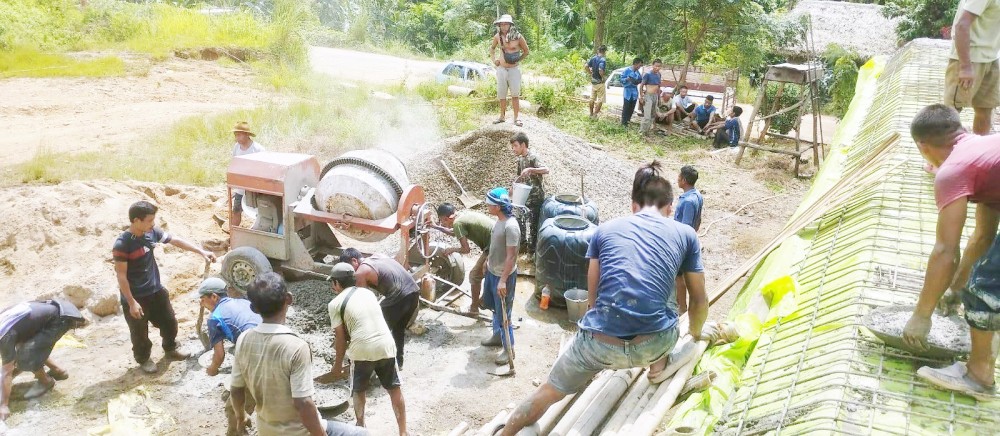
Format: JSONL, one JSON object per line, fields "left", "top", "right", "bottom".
{"left": 548, "top": 109, "right": 708, "bottom": 159}
{"left": 0, "top": 47, "right": 125, "bottom": 78}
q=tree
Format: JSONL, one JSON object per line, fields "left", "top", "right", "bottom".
{"left": 883, "top": 0, "right": 959, "bottom": 42}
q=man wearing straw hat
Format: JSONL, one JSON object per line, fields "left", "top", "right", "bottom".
{"left": 231, "top": 121, "right": 265, "bottom": 228}
{"left": 489, "top": 14, "right": 530, "bottom": 127}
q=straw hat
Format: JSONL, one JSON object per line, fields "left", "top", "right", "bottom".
{"left": 232, "top": 121, "right": 255, "bottom": 137}
{"left": 494, "top": 14, "right": 514, "bottom": 25}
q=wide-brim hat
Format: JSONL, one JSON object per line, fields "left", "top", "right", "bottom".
{"left": 232, "top": 121, "right": 255, "bottom": 137}
{"left": 494, "top": 14, "right": 514, "bottom": 25}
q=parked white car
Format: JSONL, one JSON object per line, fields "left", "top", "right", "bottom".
{"left": 435, "top": 61, "right": 495, "bottom": 85}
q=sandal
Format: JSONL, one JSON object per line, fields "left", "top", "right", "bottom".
{"left": 493, "top": 119, "right": 505, "bottom": 124}
{"left": 514, "top": 120, "right": 523, "bottom": 127}
{"left": 918, "top": 362, "right": 998, "bottom": 401}
{"left": 47, "top": 368, "right": 69, "bottom": 381}
{"left": 23, "top": 378, "right": 55, "bottom": 399}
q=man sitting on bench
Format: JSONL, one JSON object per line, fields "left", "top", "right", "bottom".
{"left": 690, "top": 96, "right": 719, "bottom": 135}
{"left": 672, "top": 85, "right": 697, "bottom": 122}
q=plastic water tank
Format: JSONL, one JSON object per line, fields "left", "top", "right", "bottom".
{"left": 539, "top": 194, "right": 599, "bottom": 227}
{"left": 315, "top": 150, "right": 410, "bottom": 242}
{"left": 535, "top": 215, "right": 597, "bottom": 307}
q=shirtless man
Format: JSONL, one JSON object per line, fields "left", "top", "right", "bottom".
{"left": 489, "top": 14, "right": 530, "bottom": 127}
{"left": 639, "top": 59, "right": 663, "bottom": 135}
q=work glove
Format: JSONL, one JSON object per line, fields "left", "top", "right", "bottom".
{"left": 936, "top": 288, "right": 962, "bottom": 317}
{"left": 902, "top": 313, "right": 932, "bottom": 352}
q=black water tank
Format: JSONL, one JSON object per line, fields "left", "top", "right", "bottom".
{"left": 539, "top": 194, "right": 600, "bottom": 228}
{"left": 535, "top": 215, "right": 597, "bottom": 307}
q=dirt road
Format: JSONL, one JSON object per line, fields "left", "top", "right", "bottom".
{"left": 309, "top": 46, "right": 445, "bottom": 87}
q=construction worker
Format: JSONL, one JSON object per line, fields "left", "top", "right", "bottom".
{"left": 318, "top": 263, "right": 408, "bottom": 436}
{"left": 230, "top": 121, "right": 265, "bottom": 228}
{"left": 0, "top": 299, "right": 85, "bottom": 421}
{"left": 338, "top": 249, "right": 419, "bottom": 370}
{"left": 501, "top": 161, "right": 709, "bottom": 434}
{"left": 482, "top": 187, "right": 520, "bottom": 365}
{"left": 944, "top": 0, "right": 1000, "bottom": 135}
{"left": 511, "top": 132, "right": 549, "bottom": 254}
{"left": 433, "top": 203, "right": 496, "bottom": 315}
{"left": 903, "top": 104, "right": 1000, "bottom": 400}
{"left": 230, "top": 272, "right": 366, "bottom": 436}
{"left": 674, "top": 165, "right": 704, "bottom": 315}
{"left": 113, "top": 200, "right": 216, "bottom": 374}
{"left": 586, "top": 45, "right": 608, "bottom": 119}
{"left": 489, "top": 14, "right": 529, "bottom": 127}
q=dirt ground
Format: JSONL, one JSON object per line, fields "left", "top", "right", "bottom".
{"left": 0, "top": 56, "right": 275, "bottom": 166}
{"left": 0, "top": 57, "right": 810, "bottom": 435}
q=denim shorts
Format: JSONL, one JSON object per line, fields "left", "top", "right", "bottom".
{"left": 962, "top": 232, "right": 1000, "bottom": 331}
{"left": 548, "top": 328, "right": 679, "bottom": 395}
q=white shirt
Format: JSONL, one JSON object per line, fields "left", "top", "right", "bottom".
{"left": 232, "top": 141, "right": 265, "bottom": 196}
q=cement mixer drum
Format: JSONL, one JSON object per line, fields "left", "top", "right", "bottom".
{"left": 315, "top": 150, "right": 411, "bottom": 242}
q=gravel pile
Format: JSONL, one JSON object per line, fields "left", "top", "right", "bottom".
{"left": 407, "top": 122, "right": 636, "bottom": 221}
{"left": 287, "top": 280, "right": 334, "bottom": 333}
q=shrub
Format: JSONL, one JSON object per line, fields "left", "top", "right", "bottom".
{"left": 762, "top": 82, "right": 802, "bottom": 135}
{"left": 828, "top": 56, "right": 859, "bottom": 118}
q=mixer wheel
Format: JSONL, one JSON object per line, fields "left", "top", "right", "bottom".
{"left": 222, "top": 247, "right": 273, "bottom": 295}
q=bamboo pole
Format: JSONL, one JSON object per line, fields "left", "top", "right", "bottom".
{"left": 598, "top": 370, "right": 652, "bottom": 435}
{"left": 615, "top": 378, "right": 666, "bottom": 434}
{"left": 567, "top": 368, "right": 642, "bottom": 436}
{"left": 628, "top": 341, "right": 710, "bottom": 436}
{"left": 515, "top": 335, "right": 580, "bottom": 436}
{"left": 449, "top": 421, "right": 470, "bottom": 436}
{"left": 548, "top": 370, "right": 615, "bottom": 436}
{"left": 476, "top": 403, "right": 516, "bottom": 436}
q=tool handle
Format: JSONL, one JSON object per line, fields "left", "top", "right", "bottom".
{"left": 498, "top": 294, "right": 515, "bottom": 371}
{"left": 439, "top": 160, "right": 469, "bottom": 194}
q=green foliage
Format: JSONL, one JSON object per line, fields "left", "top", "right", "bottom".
{"left": 0, "top": 0, "right": 310, "bottom": 66}
{"left": 415, "top": 81, "right": 451, "bottom": 100}
{"left": 0, "top": 47, "right": 124, "bottom": 78}
{"left": 762, "top": 83, "right": 802, "bottom": 135}
{"left": 828, "top": 56, "right": 859, "bottom": 118}
{"left": 883, "top": 0, "right": 958, "bottom": 42}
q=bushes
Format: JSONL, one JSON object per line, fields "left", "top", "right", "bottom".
{"left": 762, "top": 83, "right": 802, "bottom": 135}
{"left": 828, "top": 56, "right": 859, "bottom": 118}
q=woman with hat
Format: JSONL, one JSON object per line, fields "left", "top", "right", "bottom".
{"left": 230, "top": 121, "right": 265, "bottom": 227}
{"left": 489, "top": 14, "right": 530, "bottom": 127}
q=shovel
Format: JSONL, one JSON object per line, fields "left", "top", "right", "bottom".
{"left": 488, "top": 293, "right": 516, "bottom": 377}
{"left": 440, "top": 159, "right": 482, "bottom": 208}
{"left": 195, "top": 260, "right": 212, "bottom": 351}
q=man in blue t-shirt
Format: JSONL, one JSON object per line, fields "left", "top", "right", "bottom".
{"left": 620, "top": 57, "right": 643, "bottom": 127}
{"left": 197, "top": 278, "right": 261, "bottom": 376}
{"left": 713, "top": 106, "right": 744, "bottom": 148}
{"left": 500, "top": 161, "right": 709, "bottom": 435}
{"left": 690, "top": 95, "right": 718, "bottom": 134}
{"left": 640, "top": 59, "right": 664, "bottom": 135}
{"left": 113, "top": 201, "right": 216, "bottom": 374}
{"left": 674, "top": 165, "right": 704, "bottom": 314}
{"left": 586, "top": 45, "right": 609, "bottom": 119}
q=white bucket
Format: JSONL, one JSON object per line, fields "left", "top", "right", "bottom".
{"left": 512, "top": 183, "right": 533, "bottom": 207}
{"left": 564, "top": 288, "right": 588, "bottom": 323}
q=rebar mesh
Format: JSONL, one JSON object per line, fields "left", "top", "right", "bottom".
{"left": 716, "top": 39, "right": 998, "bottom": 435}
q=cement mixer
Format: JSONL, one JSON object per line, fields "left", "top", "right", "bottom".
{"left": 219, "top": 149, "right": 462, "bottom": 295}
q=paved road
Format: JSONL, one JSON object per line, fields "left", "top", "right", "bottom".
{"left": 309, "top": 46, "right": 445, "bottom": 87}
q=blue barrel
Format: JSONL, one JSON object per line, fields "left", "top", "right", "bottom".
{"left": 535, "top": 215, "right": 597, "bottom": 307}
{"left": 539, "top": 194, "right": 599, "bottom": 228}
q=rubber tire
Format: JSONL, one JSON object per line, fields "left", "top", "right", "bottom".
{"left": 222, "top": 246, "right": 273, "bottom": 295}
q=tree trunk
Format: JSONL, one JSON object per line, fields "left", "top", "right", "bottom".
{"left": 593, "top": 0, "right": 610, "bottom": 53}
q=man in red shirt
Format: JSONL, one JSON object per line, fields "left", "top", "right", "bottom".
{"left": 903, "top": 104, "right": 1000, "bottom": 400}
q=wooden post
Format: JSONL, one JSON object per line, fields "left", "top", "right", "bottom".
{"left": 736, "top": 78, "right": 768, "bottom": 165}
{"left": 811, "top": 80, "right": 823, "bottom": 164}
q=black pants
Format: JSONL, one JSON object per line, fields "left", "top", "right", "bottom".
{"left": 0, "top": 317, "right": 73, "bottom": 372}
{"left": 121, "top": 289, "right": 179, "bottom": 364}
{"left": 714, "top": 129, "right": 732, "bottom": 148}
{"left": 381, "top": 292, "right": 419, "bottom": 368}
{"left": 622, "top": 98, "right": 638, "bottom": 125}
{"left": 517, "top": 197, "right": 543, "bottom": 254}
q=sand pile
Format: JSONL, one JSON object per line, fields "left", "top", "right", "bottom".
{"left": 0, "top": 180, "right": 228, "bottom": 316}
{"left": 407, "top": 121, "right": 636, "bottom": 221}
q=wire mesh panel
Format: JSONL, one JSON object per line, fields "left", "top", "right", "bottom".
{"left": 716, "top": 39, "right": 1000, "bottom": 435}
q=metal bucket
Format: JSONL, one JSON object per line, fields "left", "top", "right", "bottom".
{"left": 564, "top": 288, "right": 588, "bottom": 323}
{"left": 512, "top": 182, "right": 533, "bottom": 207}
